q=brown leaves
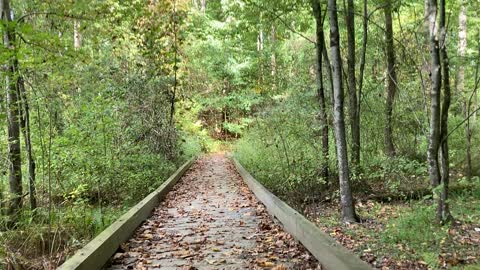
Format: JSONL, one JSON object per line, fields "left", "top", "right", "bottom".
{"left": 107, "top": 155, "right": 320, "bottom": 269}
{"left": 306, "top": 196, "right": 480, "bottom": 270}
{"left": 256, "top": 258, "right": 276, "bottom": 267}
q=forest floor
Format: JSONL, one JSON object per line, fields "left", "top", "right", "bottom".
{"left": 106, "top": 154, "right": 319, "bottom": 270}
{"left": 305, "top": 191, "right": 480, "bottom": 269}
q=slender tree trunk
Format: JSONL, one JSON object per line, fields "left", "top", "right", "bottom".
{"left": 344, "top": 0, "right": 360, "bottom": 167}
{"left": 311, "top": 0, "right": 329, "bottom": 179}
{"left": 2, "top": 0, "right": 23, "bottom": 219}
{"left": 466, "top": 32, "right": 480, "bottom": 182}
{"left": 257, "top": 25, "right": 264, "bottom": 85}
{"left": 271, "top": 24, "right": 277, "bottom": 92}
{"left": 427, "top": 0, "right": 441, "bottom": 188}
{"left": 257, "top": 29, "right": 264, "bottom": 51}
{"left": 357, "top": 0, "right": 367, "bottom": 112}
{"left": 420, "top": 0, "right": 432, "bottom": 97}
{"left": 271, "top": 25, "right": 276, "bottom": 77}
{"left": 437, "top": 0, "right": 453, "bottom": 223}
{"left": 18, "top": 77, "right": 37, "bottom": 211}
{"left": 322, "top": 33, "right": 334, "bottom": 103}
{"left": 170, "top": 0, "right": 178, "bottom": 126}
{"left": 384, "top": 0, "right": 397, "bottom": 157}
{"left": 328, "top": 0, "right": 357, "bottom": 223}
{"left": 200, "top": 0, "right": 206, "bottom": 13}
{"left": 457, "top": 2, "right": 470, "bottom": 178}
{"left": 73, "top": 20, "right": 82, "bottom": 50}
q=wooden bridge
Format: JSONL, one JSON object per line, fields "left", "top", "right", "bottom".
{"left": 58, "top": 154, "right": 372, "bottom": 270}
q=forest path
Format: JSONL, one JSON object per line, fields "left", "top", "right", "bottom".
{"left": 107, "top": 154, "right": 319, "bottom": 269}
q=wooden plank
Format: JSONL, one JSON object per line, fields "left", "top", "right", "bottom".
{"left": 232, "top": 158, "right": 373, "bottom": 270}
{"left": 58, "top": 157, "right": 196, "bottom": 270}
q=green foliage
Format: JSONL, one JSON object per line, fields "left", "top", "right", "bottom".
{"left": 382, "top": 205, "right": 446, "bottom": 250}
{"left": 0, "top": 0, "right": 202, "bottom": 267}
{"left": 355, "top": 156, "right": 428, "bottom": 193}
{"left": 235, "top": 87, "right": 328, "bottom": 203}
{"left": 0, "top": 205, "right": 124, "bottom": 266}
{"left": 176, "top": 100, "right": 223, "bottom": 153}
{"left": 1, "top": 0, "right": 480, "bottom": 268}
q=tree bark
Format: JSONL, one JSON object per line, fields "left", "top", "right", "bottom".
{"left": 384, "top": 0, "right": 397, "bottom": 157}
{"left": 357, "top": 0, "right": 367, "bottom": 116}
{"left": 74, "top": 20, "right": 82, "bottom": 50}
{"left": 18, "top": 77, "right": 37, "bottom": 211}
{"left": 311, "top": 0, "right": 329, "bottom": 180}
{"left": 1, "top": 0, "right": 23, "bottom": 218}
{"left": 457, "top": 2, "right": 470, "bottom": 178}
{"left": 257, "top": 29, "right": 264, "bottom": 51}
{"left": 466, "top": 33, "right": 480, "bottom": 183}
{"left": 437, "top": 0, "right": 453, "bottom": 223}
{"left": 170, "top": 0, "right": 178, "bottom": 126}
{"left": 344, "top": 0, "right": 360, "bottom": 168}
{"left": 271, "top": 25, "right": 277, "bottom": 78}
{"left": 200, "top": 0, "right": 206, "bottom": 13}
{"left": 328, "top": 0, "right": 357, "bottom": 223}
{"left": 322, "top": 31, "right": 334, "bottom": 105}
{"left": 426, "top": 0, "right": 441, "bottom": 188}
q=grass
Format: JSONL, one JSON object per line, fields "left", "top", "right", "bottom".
{"left": 0, "top": 204, "right": 128, "bottom": 269}
{"left": 307, "top": 184, "right": 480, "bottom": 269}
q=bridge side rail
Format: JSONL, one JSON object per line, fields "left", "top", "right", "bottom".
{"left": 58, "top": 157, "right": 196, "bottom": 270}
{"left": 232, "top": 157, "right": 373, "bottom": 270}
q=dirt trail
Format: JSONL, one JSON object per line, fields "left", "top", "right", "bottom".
{"left": 107, "top": 154, "right": 319, "bottom": 269}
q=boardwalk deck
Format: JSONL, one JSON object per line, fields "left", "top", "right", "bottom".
{"left": 106, "top": 154, "right": 319, "bottom": 269}
{"left": 60, "top": 154, "right": 372, "bottom": 270}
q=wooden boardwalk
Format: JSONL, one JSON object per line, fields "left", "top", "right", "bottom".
{"left": 106, "top": 155, "right": 319, "bottom": 269}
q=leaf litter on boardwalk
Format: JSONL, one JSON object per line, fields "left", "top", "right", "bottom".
{"left": 107, "top": 155, "right": 320, "bottom": 269}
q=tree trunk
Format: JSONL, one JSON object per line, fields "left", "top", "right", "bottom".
{"left": 328, "top": 0, "right": 357, "bottom": 223}
{"left": 437, "top": 0, "right": 453, "bottom": 223}
{"left": 257, "top": 29, "right": 264, "bottom": 51}
{"left": 424, "top": 0, "right": 430, "bottom": 35}
{"left": 311, "top": 0, "right": 329, "bottom": 180}
{"left": 1, "top": 0, "right": 23, "bottom": 219}
{"left": 270, "top": 24, "right": 277, "bottom": 92}
{"left": 74, "top": 20, "right": 82, "bottom": 50}
{"left": 457, "top": 2, "right": 470, "bottom": 178}
{"left": 200, "top": 0, "right": 206, "bottom": 13}
{"left": 345, "top": 0, "right": 360, "bottom": 168}
{"left": 18, "top": 77, "right": 37, "bottom": 211}
{"left": 322, "top": 31, "right": 334, "bottom": 105}
{"left": 426, "top": 0, "right": 441, "bottom": 188}
{"left": 357, "top": 0, "right": 367, "bottom": 116}
{"left": 466, "top": 32, "right": 480, "bottom": 182}
{"left": 271, "top": 25, "right": 276, "bottom": 78}
{"left": 170, "top": 0, "right": 178, "bottom": 126}
{"left": 384, "top": 0, "right": 396, "bottom": 157}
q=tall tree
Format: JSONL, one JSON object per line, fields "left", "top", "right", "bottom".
{"left": 170, "top": 0, "right": 179, "bottom": 126}
{"left": 74, "top": 20, "right": 82, "bottom": 50}
{"left": 18, "top": 77, "right": 36, "bottom": 211}
{"left": 426, "top": 0, "right": 453, "bottom": 223}
{"left": 200, "top": 0, "right": 206, "bottom": 13}
{"left": 426, "top": 0, "right": 441, "bottom": 188}
{"left": 328, "top": 0, "right": 357, "bottom": 223}
{"left": 357, "top": 0, "right": 368, "bottom": 107}
{"left": 270, "top": 25, "right": 276, "bottom": 78}
{"left": 437, "top": 0, "right": 453, "bottom": 223}
{"left": 1, "top": 0, "right": 23, "bottom": 218}
{"left": 344, "top": 0, "right": 360, "bottom": 167}
{"left": 457, "top": 1, "right": 471, "bottom": 178}
{"left": 311, "top": 0, "right": 329, "bottom": 179}
{"left": 384, "top": 0, "right": 397, "bottom": 157}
